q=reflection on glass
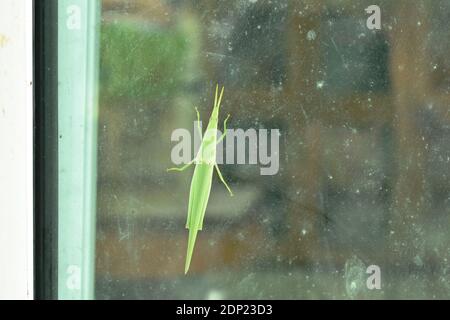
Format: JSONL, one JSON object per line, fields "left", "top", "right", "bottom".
{"left": 95, "top": 0, "right": 450, "bottom": 299}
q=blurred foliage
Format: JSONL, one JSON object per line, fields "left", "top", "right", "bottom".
{"left": 100, "top": 21, "right": 187, "bottom": 101}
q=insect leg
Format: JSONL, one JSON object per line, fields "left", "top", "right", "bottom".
{"left": 217, "top": 114, "right": 230, "bottom": 144}
{"left": 167, "top": 160, "right": 194, "bottom": 172}
{"left": 194, "top": 106, "right": 202, "bottom": 137}
{"left": 214, "top": 164, "right": 233, "bottom": 196}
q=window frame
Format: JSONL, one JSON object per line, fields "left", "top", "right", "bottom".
{"left": 34, "top": 0, "right": 59, "bottom": 300}
{"left": 0, "top": 0, "right": 34, "bottom": 300}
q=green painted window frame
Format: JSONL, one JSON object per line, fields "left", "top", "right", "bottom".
{"left": 57, "top": 0, "right": 101, "bottom": 300}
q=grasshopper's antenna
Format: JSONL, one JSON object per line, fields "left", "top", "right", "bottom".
{"left": 214, "top": 84, "right": 219, "bottom": 108}
{"left": 216, "top": 86, "right": 225, "bottom": 108}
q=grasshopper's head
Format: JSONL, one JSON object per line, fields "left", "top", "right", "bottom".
{"left": 210, "top": 84, "right": 225, "bottom": 122}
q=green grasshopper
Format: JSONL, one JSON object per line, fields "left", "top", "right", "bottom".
{"left": 168, "top": 85, "right": 233, "bottom": 274}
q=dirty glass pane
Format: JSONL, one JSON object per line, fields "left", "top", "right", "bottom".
{"left": 95, "top": 0, "right": 450, "bottom": 299}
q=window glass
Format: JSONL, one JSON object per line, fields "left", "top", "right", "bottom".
{"left": 70, "top": 0, "right": 450, "bottom": 299}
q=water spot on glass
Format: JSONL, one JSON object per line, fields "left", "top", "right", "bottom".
{"left": 306, "top": 30, "right": 317, "bottom": 41}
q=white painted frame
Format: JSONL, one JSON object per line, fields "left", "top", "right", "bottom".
{"left": 0, "top": 0, "right": 34, "bottom": 300}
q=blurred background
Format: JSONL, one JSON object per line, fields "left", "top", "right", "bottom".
{"left": 95, "top": 0, "right": 450, "bottom": 299}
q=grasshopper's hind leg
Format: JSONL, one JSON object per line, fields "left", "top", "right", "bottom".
{"left": 215, "top": 164, "right": 233, "bottom": 196}
{"left": 215, "top": 115, "right": 233, "bottom": 196}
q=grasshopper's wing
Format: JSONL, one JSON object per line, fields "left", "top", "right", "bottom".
{"left": 186, "top": 163, "right": 214, "bottom": 230}
{"left": 185, "top": 163, "right": 214, "bottom": 273}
